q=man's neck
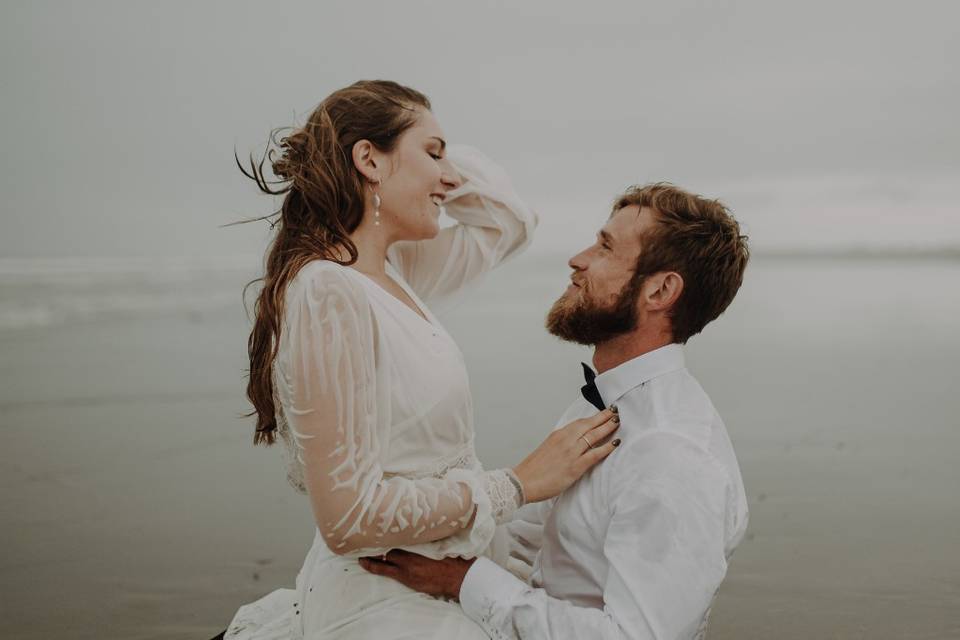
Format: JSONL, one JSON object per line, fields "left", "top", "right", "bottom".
{"left": 592, "top": 330, "right": 674, "bottom": 375}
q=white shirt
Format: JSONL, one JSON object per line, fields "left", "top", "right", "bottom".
{"left": 459, "top": 344, "right": 749, "bottom": 640}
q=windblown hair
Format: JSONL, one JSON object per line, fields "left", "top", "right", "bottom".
{"left": 615, "top": 183, "right": 750, "bottom": 343}
{"left": 239, "top": 80, "right": 431, "bottom": 445}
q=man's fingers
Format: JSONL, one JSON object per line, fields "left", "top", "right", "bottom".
{"left": 383, "top": 549, "right": 414, "bottom": 564}
{"left": 359, "top": 557, "right": 401, "bottom": 579}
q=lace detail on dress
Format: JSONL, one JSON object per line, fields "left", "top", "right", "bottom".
{"left": 425, "top": 447, "right": 480, "bottom": 478}
{"left": 279, "top": 416, "right": 483, "bottom": 495}
{"left": 483, "top": 468, "right": 524, "bottom": 525}
{"left": 280, "top": 420, "right": 521, "bottom": 529}
{"left": 279, "top": 403, "right": 522, "bottom": 531}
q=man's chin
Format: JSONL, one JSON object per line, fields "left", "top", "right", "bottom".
{"left": 547, "top": 328, "right": 595, "bottom": 346}
{"left": 545, "top": 293, "right": 638, "bottom": 346}
{"left": 545, "top": 300, "right": 594, "bottom": 345}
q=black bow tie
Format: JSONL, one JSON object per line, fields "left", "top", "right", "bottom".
{"left": 580, "top": 362, "right": 606, "bottom": 411}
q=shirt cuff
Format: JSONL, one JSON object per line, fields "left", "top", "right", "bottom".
{"left": 459, "top": 556, "right": 529, "bottom": 628}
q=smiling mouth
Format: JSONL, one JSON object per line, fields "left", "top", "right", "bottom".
{"left": 429, "top": 194, "right": 444, "bottom": 207}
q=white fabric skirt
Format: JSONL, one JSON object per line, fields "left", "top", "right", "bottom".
{"left": 224, "top": 528, "right": 506, "bottom": 639}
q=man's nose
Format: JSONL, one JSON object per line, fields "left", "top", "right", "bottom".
{"left": 569, "top": 250, "right": 588, "bottom": 271}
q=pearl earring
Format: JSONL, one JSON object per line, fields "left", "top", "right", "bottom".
{"left": 372, "top": 179, "right": 381, "bottom": 226}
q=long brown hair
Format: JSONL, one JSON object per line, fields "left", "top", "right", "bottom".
{"left": 239, "top": 80, "right": 431, "bottom": 445}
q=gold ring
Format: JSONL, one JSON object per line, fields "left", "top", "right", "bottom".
{"left": 579, "top": 434, "right": 593, "bottom": 449}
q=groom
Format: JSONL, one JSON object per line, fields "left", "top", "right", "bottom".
{"left": 360, "top": 183, "right": 750, "bottom": 639}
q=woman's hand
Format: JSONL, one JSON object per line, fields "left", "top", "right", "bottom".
{"left": 512, "top": 407, "right": 621, "bottom": 504}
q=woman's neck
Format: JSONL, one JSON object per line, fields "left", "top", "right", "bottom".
{"left": 347, "top": 214, "right": 392, "bottom": 277}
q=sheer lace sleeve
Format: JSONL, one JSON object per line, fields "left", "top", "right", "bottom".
{"left": 386, "top": 144, "right": 538, "bottom": 308}
{"left": 274, "top": 262, "right": 523, "bottom": 558}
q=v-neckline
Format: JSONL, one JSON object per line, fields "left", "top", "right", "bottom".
{"left": 349, "top": 264, "right": 435, "bottom": 328}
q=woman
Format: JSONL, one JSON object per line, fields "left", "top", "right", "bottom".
{"left": 222, "top": 80, "right": 619, "bottom": 639}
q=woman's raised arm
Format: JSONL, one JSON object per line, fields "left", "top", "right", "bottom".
{"left": 386, "top": 145, "right": 538, "bottom": 308}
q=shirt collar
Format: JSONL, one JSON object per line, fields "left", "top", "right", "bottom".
{"left": 594, "top": 343, "right": 686, "bottom": 404}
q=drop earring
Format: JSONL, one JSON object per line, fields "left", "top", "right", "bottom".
{"left": 372, "top": 179, "right": 381, "bottom": 226}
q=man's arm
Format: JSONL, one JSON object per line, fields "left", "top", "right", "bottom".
{"left": 361, "top": 435, "right": 735, "bottom": 639}
{"left": 459, "top": 437, "right": 733, "bottom": 640}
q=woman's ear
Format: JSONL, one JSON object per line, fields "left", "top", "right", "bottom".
{"left": 352, "top": 139, "right": 380, "bottom": 183}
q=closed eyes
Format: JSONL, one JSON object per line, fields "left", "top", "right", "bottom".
{"left": 598, "top": 231, "right": 614, "bottom": 251}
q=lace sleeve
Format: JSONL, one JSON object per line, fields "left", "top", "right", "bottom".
{"left": 275, "top": 262, "right": 522, "bottom": 558}
{"left": 486, "top": 468, "right": 526, "bottom": 524}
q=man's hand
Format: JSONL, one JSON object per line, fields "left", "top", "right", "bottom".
{"left": 358, "top": 550, "right": 476, "bottom": 599}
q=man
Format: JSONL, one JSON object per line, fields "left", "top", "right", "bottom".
{"left": 360, "top": 183, "right": 750, "bottom": 639}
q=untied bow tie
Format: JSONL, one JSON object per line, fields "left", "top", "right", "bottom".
{"left": 580, "top": 362, "right": 606, "bottom": 411}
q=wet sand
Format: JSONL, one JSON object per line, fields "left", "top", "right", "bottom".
{"left": 3, "top": 257, "right": 959, "bottom": 638}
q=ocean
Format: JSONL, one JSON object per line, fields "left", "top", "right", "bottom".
{"left": 2, "top": 253, "right": 959, "bottom": 639}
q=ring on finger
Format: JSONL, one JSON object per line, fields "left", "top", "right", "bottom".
{"left": 579, "top": 434, "right": 594, "bottom": 449}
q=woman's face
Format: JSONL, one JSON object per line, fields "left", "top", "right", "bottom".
{"left": 376, "top": 108, "right": 459, "bottom": 242}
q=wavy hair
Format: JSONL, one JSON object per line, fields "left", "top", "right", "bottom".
{"left": 615, "top": 183, "right": 750, "bottom": 343}
{"left": 238, "top": 80, "right": 431, "bottom": 445}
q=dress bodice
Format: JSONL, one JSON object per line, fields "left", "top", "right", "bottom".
{"left": 276, "top": 261, "right": 480, "bottom": 492}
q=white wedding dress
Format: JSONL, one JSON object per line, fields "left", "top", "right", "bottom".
{"left": 223, "top": 146, "right": 537, "bottom": 639}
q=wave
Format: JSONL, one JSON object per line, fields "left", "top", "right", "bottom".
{"left": 0, "top": 255, "right": 261, "bottom": 284}
{"left": 0, "top": 256, "right": 261, "bottom": 331}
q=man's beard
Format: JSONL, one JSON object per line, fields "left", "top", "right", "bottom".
{"left": 546, "top": 276, "right": 643, "bottom": 346}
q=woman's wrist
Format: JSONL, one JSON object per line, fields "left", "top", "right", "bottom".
{"left": 503, "top": 467, "right": 526, "bottom": 508}
{"left": 510, "top": 464, "right": 540, "bottom": 504}
{"left": 482, "top": 469, "right": 525, "bottom": 525}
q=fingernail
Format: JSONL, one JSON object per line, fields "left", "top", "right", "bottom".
{"left": 612, "top": 415, "right": 620, "bottom": 424}
{"left": 612, "top": 439, "right": 621, "bottom": 447}
{"left": 609, "top": 404, "right": 618, "bottom": 414}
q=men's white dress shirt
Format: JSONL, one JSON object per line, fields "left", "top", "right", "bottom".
{"left": 459, "top": 344, "right": 748, "bottom": 640}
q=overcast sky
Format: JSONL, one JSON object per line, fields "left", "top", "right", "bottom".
{"left": 2, "top": 0, "right": 958, "bottom": 259}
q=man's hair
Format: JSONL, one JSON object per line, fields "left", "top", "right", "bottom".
{"left": 615, "top": 183, "right": 749, "bottom": 344}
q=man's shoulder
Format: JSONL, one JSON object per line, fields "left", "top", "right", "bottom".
{"left": 619, "top": 368, "right": 719, "bottom": 446}
{"left": 610, "top": 369, "right": 746, "bottom": 516}
{"left": 619, "top": 429, "right": 718, "bottom": 476}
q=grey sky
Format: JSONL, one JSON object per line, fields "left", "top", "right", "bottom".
{"left": 2, "top": 0, "right": 958, "bottom": 259}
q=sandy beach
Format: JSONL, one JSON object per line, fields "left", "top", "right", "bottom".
{"left": 3, "top": 255, "right": 959, "bottom": 639}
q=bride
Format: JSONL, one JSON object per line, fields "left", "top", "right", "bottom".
{"left": 220, "top": 80, "right": 619, "bottom": 639}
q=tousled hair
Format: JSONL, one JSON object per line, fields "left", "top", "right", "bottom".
{"left": 615, "top": 183, "right": 749, "bottom": 343}
{"left": 238, "top": 80, "right": 431, "bottom": 445}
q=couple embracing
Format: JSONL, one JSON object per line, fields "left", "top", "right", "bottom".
{"left": 218, "top": 79, "right": 749, "bottom": 640}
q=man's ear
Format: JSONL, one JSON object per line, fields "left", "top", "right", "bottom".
{"left": 352, "top": 139, "right": 381, "bottom": 183}
{"left": 642, "top": 271, "right": 684, "bottom": 312}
